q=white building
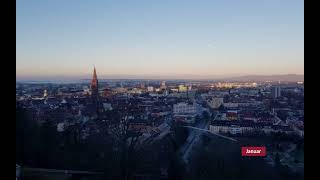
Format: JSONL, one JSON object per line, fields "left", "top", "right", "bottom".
{"left": 128, "top": 88, "right": 142, "bottom": 94}
{"left": 173, "top": 102, "right": 202, "bottom": 116}
{"left": 209, "top": 124, "right": 229, "bottom": 133}
{"left": 271, "top": 86, "right": 281, "bottom": 98}
{"left": 210, "top": 122, "right": 297, "bottom": 136}
{"left": 147, "top": 86, "right": 154, "bottom": 92}
{"left": 230, "top": 125, "right": 242, "bottom": 135}
{"left": 209, "top": 123, "right": 255, "bottom": 134}
{"left": 170, "top": 88, "right": 179, "bottom": 93}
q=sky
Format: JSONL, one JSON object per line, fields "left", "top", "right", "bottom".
{"left": 16, "top": 0, "right": 304, "bottom": 80}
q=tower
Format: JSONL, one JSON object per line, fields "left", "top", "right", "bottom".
{"left": 90, "top": 66, "right": 101, "bottom": 115}
{"left": 91, "top": 66, "right": 99, "bottom": 97}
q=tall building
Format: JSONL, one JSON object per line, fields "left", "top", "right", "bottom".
{"left": 91, "top": 66, "right": 99, "bottom": 97}
{"left": 271, "top": 86, "right": 281, "bottom": 99}
{"left": 90, "top": 66, "right": 101, "bottom": 115}
{"left": 173, "top": 102, "right": 202, "bottom": 116}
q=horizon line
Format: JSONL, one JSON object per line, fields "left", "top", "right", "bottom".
{"left": 16, "top": 73, "right": 304, "bottom": 82}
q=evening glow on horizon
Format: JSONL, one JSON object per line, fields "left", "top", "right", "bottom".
{"left": 16, "top": 0, "right": 304, "bottom": 80}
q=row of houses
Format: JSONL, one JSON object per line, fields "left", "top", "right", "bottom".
{"left": 209, "top": 120, "right": 302, "bottom": 136}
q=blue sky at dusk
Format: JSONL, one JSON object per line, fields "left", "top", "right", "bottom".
{"left": 16, "top": 0, "right": 304, "bottom": 80}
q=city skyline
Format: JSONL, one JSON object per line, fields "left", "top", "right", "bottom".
{"left": 16, "top": 72, "right": 304, "bottom": 83}
{"left": 17, "top": 0, "right": 304, "bottom": 79}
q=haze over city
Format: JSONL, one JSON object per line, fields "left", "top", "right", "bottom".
{"left": 16, "top": 0, "right": 304, "bottom": 80}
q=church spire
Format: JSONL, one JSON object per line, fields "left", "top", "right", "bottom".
{"left": 93, "top": 66, "right": 97, "bottom": 79}
{"left": 91, "top": 66, "right": 98, "bottom": 89}
{"left": 90, "top": 66, "right": 100, "bottom": 115}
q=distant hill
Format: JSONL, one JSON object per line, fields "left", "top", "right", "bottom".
{"left": 222, "top": 74, "right": 304, "bottom": 82}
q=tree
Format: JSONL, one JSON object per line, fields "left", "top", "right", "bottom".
{"left": 171, "top": 123, "right": 189, "bottom": 148}
{"left": 16, "top": 107, "right": 41, "bottom": 166}
{"left": 107, "top": 105, "right": 142, "bottom": 180}
{"left": 37, "top": 120, "right": 60, "bottom": 168}
{"left": 167, "top": 132, "right": 186, "bottom": 180}
{"left": 202, "top": 111, "right": 210, "bottom": 120}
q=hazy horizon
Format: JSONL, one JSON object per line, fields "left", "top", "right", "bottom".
{"left": 17, "top": 0, "right": 304, "bottom": 78}
{"left": 16, "top": 73, "right": 304, "bottom": 82}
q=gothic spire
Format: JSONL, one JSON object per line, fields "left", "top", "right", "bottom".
{"left": 91, "top": 66, "right": 98, "bottom": 89}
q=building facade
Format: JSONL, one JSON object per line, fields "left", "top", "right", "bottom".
{"left": 173, "top": 102, "right": 202, "bottom": 116}
{"left": 271, "top": 86, "right": 281, "bottom": 99}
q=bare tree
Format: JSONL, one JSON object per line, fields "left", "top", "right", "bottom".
{"left": 108, "top": 103, "right": 142, "bottom": 180}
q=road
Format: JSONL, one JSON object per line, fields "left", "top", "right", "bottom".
{"left": 179, "top": 119, "right": 210, "bottom": 163}
{"left": 180, "top": 116, "right": 210, "bottom": 165}
{"left": 178, "top": 97, "right": 212, "bottom": 164}
{"left": 179, "top": 111, "right": 239, "bottom": 164}
{"left": 182, "top": 126, "right": 238, "bottom": 142}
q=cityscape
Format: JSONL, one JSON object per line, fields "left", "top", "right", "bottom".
{"left": 16, "top": 67, "right": 304, "bottom": 179}
{"left": 16, "top": 0, "right": 303, "bottom": 180}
